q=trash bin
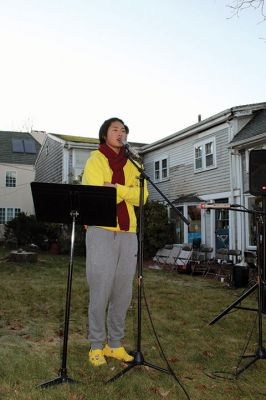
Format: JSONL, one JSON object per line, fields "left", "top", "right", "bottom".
{"left": 233, "top": 264, "right": 249, "bottom": 288}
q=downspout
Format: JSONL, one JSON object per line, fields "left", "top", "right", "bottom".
{"left": 238, "top": 150, "right": 246, "bottom": 256}
{"left": 228, "top": 120, "right": 236, "bottom": 250}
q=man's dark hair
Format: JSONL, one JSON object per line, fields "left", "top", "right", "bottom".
{"left": 99, "top": 117, "right": 125, "bottom": 144}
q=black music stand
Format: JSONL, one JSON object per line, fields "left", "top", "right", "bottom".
{"left": 31, "top": 182, "right": 116, "bottom": 388}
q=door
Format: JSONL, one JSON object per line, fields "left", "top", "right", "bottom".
{"left": 215, "top": 198, "right": 229, "bottom": 250}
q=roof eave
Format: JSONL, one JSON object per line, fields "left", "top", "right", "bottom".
{"left": 228, "top": 133, "right": 266, "bottom": 150}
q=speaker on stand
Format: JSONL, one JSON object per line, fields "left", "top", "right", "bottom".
{"left": 249, "top": 149, "right": 266, "bottom": 313}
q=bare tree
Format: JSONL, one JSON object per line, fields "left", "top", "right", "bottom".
{"left": 227, "top": 1, "right": 266, "bottom": 41}
{"left": 227, "top": 0, "right": 266, "bottom": 21}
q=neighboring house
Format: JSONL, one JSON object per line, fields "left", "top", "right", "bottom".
{"left": 0, "top": 131, "right": 41, "bottom": 239}
{"left": 141, "top": 102, "right": 266, "bottom": 257}
{"left": 35, "top": 133, "right": 146, "bottom": 184}
{"left": 35, "top": 134, "right": 99, "bottom": 184}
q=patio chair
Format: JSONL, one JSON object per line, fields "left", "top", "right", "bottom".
{"left": 172, "top": 244, "right": 193, "bottom": 273}
{"left": 191, "top": 245, "right": 213, "bottom": 276}
{"left": 165, "top": 246, "right": 181, "bottom": 267}
{"left": 205, "top": 248, "right": 231, "bottom": 280}
{"left": 228, "top": 249, "right": 241, "bottom": 264}
{"left": 153, "top": 245, "right": 173, "bottom": 265}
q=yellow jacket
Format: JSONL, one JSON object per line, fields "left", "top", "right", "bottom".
{"left": 82, "top": 150, "right": 149, "bottom": 233}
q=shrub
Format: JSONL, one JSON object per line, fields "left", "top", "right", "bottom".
{"left": 4, "top": 213, "right": 61, "bottom": 250}
{"left": 142, "top": 200, "right": 174, "bottom": 259}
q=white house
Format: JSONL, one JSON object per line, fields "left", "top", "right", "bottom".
{"left": 141, "top": 102, "right": 266, "bottom": 257}
{"left": 0, "top": 131, "right": 41, "bottom": 239}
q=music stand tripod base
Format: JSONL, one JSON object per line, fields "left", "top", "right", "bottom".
{"left": 106, "top": 351, "right": 171, "bottom": 383}
{"left": 37, "top": 372, "right": 80, "bottom": 389}
{"left": 235, "top": 347, "right": 266, "bottom": 378}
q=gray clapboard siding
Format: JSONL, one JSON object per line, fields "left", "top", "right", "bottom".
{"left": 35, "top": 137, "right": 63, "bottom": 183}
{"left": 144, "top": 127, "right": 231, "bottom": 202}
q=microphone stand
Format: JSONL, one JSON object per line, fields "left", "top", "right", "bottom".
{"left": 107, "top": 152, "right": 189, "bottom": 384}
{"left": 208, "top": 200, "right": 266, "bottom": 377}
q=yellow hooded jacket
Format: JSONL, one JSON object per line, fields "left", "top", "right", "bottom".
{"left": 82, "top": 150, "right": 149, "bottom": 233}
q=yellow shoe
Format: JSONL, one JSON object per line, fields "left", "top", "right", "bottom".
{"left": 103, "top": 345, "right": 134, "bottom": 362}
{"left": 88, "top": 349, "right": 107, "bottom": 367}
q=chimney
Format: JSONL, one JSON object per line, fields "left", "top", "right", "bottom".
{"left": 198, "top": 114, "right": 202, "bottom": 122}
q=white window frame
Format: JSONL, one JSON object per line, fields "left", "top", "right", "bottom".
{"left": 0, "top": 208, "right": 5, "bottom": 224}
{"left": 0, "top": 208, "right": 21, "bottom": 224}
{"left": 154, "top": 155, "right": 169, "bottom": 182}
{"left": 72, "top": 149, "right": 90, "bottom": 181}
{"left": 6, "top": 171, "right": 17, "bottom": 187}
{"left": 194, "top": 137, "right": 216, "bottom": 172}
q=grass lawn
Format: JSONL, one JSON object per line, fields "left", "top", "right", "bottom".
{"left": 0, "top": 246, "right": 265, "bottom": 400}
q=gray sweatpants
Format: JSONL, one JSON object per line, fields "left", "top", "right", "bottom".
{"left": 86, "top": 226, "right": 138, "bottom": 350}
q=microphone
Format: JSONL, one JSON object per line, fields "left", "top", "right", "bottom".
{"left": 121, "top": 139, "right": 142, "bottom": 161}
{"left": 200, "top": 203, "right": 241, "bottom": 209}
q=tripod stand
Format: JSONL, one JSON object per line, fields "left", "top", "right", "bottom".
{"left": 31, "top": 182, "right": 116, "bottom": 388}
{"left": 209, "top": 199, "right": 266, "bottom": 377}
{"left": 107, "top": 155, "right": 190, "bottom": 384}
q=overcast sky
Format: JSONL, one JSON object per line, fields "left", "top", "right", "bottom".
{"left": 1, "top": 0, "right": 266, "bottom": 143}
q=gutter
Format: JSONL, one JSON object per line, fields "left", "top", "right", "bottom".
{"left": 66, "top": 142, "right": 98, "bottom": 150}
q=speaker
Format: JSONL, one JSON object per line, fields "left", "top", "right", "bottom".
{"left": 249, "top": 150, "right": 266, "bottom": 196}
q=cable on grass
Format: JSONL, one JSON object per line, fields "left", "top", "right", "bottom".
{"left": 142, "top": 282, "right": 191, "bottom": 400}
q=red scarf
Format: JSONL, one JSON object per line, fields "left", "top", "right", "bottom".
{"left": 99, "top": 143, "right": 130, "bottom": 231}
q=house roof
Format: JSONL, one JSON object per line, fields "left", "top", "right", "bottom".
{"left": 141, "top": 102, "right": 266, "bottom": 153}
{"left": 230, "top": 108, "right": 266, "bottom": 145}
{"left": 51, "top": 133, "right": 146, "bottom": 147}
{"left": 0, "top": 131, "right": 41, "bottom": 165}
{"left": 53, "top": 134, "right": 99, "bottom": 144}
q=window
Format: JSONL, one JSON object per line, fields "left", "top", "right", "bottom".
{"left": 188, "top": 205, "right": 201, "bottom": 243}
{"left": 6, "top": 171, "right": 16, "bottom": 187}
{"left": 194, "top": 138, "right": 216, "bottom": 172}
{"left": 170, "top": 206, "right": 184, "bottom": 243}
{"left": 155, "top": 161, "right": 160, "bottom": 180}
{"left": 0, "top": 208, "right": 21, "bottom": 224}
{"left": 12, "top": 138, "right": 36, "bottom": 153}
{"left": 170, "top": 203, "right": 202, "bottom": 244}
{"left": 162, "top": 159, "right": 168, "bottom": 179}
{"left": 0, "top": 209, "right": 5, "bottom": 224}
{"left": 154, "top": 157, "right": 169, "bottom": 182}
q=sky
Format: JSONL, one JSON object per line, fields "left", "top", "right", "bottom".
{"left": 0, "top": 0, "right": 266, "bottom": 143}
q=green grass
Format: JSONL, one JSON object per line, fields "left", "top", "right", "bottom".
{"left": 0, "top": 247, "right": 265, "bottom": 400}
